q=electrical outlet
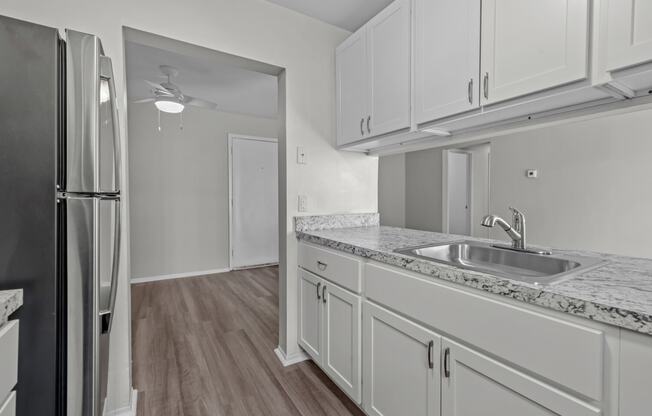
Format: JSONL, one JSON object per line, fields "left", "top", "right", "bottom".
{"left": 297, "top": 147, "right": 307, "bottom": 164}
{"left": 298, "top": 195, "right": 308, "bottom": 212}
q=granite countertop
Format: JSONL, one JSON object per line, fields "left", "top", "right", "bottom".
{"left": 294, "top": 214, "right": 652, "bottom": 336}
{"left": 0, "top": 289, "right": 22, "bottom": 328}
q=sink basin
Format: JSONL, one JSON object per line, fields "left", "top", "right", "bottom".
{"left": 395, "top": 241, "right": 605, "bottom": 285}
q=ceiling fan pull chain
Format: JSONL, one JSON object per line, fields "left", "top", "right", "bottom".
{"left": 179, "top": 111, "right": 184, "bottom": 131}
{"left": 157, "top": 109, "right": 162, "bottom": 132}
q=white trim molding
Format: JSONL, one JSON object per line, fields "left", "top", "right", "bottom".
{"left": 104, "top": 389, "right": 138, "bottom": 416}
{"left": 274, "top": 347, "right": 310, "bottom": 367}
{"left": 131, "top": 268, "right": 230, "bottom": 284}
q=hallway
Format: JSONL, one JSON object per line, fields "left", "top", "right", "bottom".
{"left": 131, "top": 267, "right": 364, "bottom": 416}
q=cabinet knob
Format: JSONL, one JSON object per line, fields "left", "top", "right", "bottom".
{"left": 317, "top": 261, "right": 327, "bottom": 271}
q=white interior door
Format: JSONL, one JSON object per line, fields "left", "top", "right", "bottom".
{"left": 448, "top": 152, "right": 471, "bottom": 236}
{"left": 230, "top": 135, "right": 278, "bottom": 269}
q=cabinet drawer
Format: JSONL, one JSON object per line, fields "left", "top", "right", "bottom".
{"left": 0, "top": 391, "right": 15, "bottom": 416}
{"left": 365, "top": 263, "right": 605, "bottom": 401}
{"left": 0, "top": 321, "right": 18, "bottom": 405}
{"left": 298, "top": 243, "right": 362, "bottom": 293}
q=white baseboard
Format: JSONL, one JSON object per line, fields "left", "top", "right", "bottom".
{"left": 105, "top": 389, "right": 138, "bottom": 416}
{"left": 274, "top": 347, "right": 310, "bottom": 367}
{"left": 131, "top": 268, "right": 230, "bottom": 284}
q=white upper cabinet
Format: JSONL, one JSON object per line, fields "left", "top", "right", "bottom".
{"left": 336, "top": 31, "right": 369, "bottom": 146}
{"left": 480, "top": 0, "right": 590, "bottom": 105}
{"left": 414, "top": 0, "right": 481, "bottom": 123}
{"left": 336, "top": 0, "right": 411, "bottom": 146}
{"left": 367, "top": 0, "right": 411, "bottom": 137}
{"left": 605, "top": 0, "right": 652, "bottom": 72}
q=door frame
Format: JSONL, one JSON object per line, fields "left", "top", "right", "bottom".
{"left": 227, "top": 133, "right": 279, "bottom": 270}
{"left": 442, "top": 149, "right": 473, "bottom": 235}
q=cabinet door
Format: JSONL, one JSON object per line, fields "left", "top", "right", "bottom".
{"left": 322, "top": 283, "right": 362, "bottom": 403}
{"left": 605, "top": 0, "right": 652, "bottom": 72}
{"left": 415, "top": 0, "right": 481, "bottom": 123}
{"left": 298, "top": 269, "right": 323, "bottom": 364}
{"left": 441, "top": 339, "right": 600, "bottom": 416}
{"left": 336, "top": 30, "right": 368, "bottom": 146}
{"left": 363, "top": 301, "right": 440, "bottom": 416}
{"left": 480, "top": 0, "right": 589, "bottom": 105}
{"left": 367, "top": 0, "right": 411, "bottom": 137}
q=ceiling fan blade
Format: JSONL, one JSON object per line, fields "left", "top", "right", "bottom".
{"left": 132, "top": 98, "right": 155, "bottom": 104}
{"left": 144, "top": 79, "right": 163, "bottom": 90}
{"left": 184, "top": 95, "right": 218, "bottom": 110}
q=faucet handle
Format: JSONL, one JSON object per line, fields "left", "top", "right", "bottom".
{"left": 508, "top": 206, "right": 524, "bottom": 218}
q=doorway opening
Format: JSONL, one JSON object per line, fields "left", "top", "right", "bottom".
{"left": 443, "top": 143, "right": 491, "bottom": 237}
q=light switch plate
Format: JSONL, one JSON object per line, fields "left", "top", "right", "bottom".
{"left": 297, "top": 147, "right": 307, "bottom": 164}
{"left": 298, "top": 195, "right": 308, "bottom": 212}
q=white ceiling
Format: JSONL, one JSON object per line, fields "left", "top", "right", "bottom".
{"left": 266, "top": 0, "right": 394, "bottom": 32}
{"left": 125, "top": 41, "right": 278, "bottom": 119}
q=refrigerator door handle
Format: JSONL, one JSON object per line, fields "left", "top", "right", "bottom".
{"left": 99, "top": 55, "right": 122, "bottom": 193}
{"left": 100, "top": 197, "right": 120, "bottom": 334}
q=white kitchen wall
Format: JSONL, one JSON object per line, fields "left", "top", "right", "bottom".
{"left": 378, "top": 154, "right": 405, "bottom": 227}
{"left": 0, "top": 0, "right": 378, "bottom": 413}
{"left": 128, "top": 104, "right": 278, "bottom": 280}
{"left": 379, "top": 107, "right": 652, "bottom": 258}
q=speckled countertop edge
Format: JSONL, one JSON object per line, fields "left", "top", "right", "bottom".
{"left": 0, "top": 289, "right": 23, "bottom": 327}
{"left": 296, "top": 225, "right": 652, "bottom": 336}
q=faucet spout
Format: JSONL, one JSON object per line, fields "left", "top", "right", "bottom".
{"left": 481, "top": 214, "right": 522, "bottom": 242}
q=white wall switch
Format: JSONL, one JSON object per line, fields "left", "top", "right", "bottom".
{"left": 297, "top": 147, "right": 307, "bottom": 164}
{"left": 526, "top": 169, "right": 538, "bottom": 178}
{"left": 298, "top": 195, "right": 308, "bottom": 212}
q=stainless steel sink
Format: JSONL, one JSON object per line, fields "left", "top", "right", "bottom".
{"left": 395, "top": 241, "right": 606, "bottom": 285}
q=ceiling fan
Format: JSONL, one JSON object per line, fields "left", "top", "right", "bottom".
{"left": 133, "top": 65, "right": 218, "bottom": 113}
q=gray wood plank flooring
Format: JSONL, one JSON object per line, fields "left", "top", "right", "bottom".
{"left": 131, "top": 266, "right": 364, "bottom": 416}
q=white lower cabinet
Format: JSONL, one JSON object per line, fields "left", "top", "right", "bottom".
{"left": 297, "top": 268, "right": 362, "bottom": 404}
{"left": 363, "top": 301, "right": 440, "bottom": 416}
{"left": 441, "top": 339, "right": 600, "bottom": 416}
{"left": 298, "top": 269, "right": 323, "bottom": 363}
{"left": 323, "top": 283, "right": 361, "bottom": 403}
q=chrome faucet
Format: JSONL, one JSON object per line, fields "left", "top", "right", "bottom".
{"left": 481, "top": 207, "right": 549, "bottom": 254}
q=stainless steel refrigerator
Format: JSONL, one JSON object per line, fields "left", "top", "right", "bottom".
{"left": 0, "top": 15, "right": 121, "bottom": 416}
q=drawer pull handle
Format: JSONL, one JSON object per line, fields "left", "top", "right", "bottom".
{"left": 316, "top": 282, "right": 321, "bottom": 300}
{"left": 317, "top": 261, "right": 327, "bottom": 271}
{"left": 322, "top": 285, "right": 327, "bottom": 304}
{"left": 483, "top": 72, "right": 489, "bottom": 100}
{"left": 427, "top": 340, "right": 434, "bottom": 369}
{"left": 443, "top": 347, "right": 450, "bottom": 378}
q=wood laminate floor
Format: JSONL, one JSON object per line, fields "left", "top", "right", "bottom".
{"left": 131, "top": 266, "right": 364, "bottom": 416}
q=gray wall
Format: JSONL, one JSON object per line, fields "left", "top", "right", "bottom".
{"left": 128, "top": 103, "right": 278, "bottom": 279}
{"left": 489, "top": 109, "right": 652, "bottom": 257}
{"left": 378, "top": 108, "right": 652, "bottom": 258}
{"left": 378, "top": 154, "right": 406, "bottom": 227}
{"left": 405, "top": 148, "right": 444, "bottom": 232}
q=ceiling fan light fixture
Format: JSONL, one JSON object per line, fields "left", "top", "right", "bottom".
{"left": 154, "top": 96, "right": 185, "bottom": 114}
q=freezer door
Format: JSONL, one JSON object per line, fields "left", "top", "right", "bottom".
{"left": 65, "top": 195, "right": 120, "bottom": 416}
{"left": 65, "top": 30, "right": 121, "bottom": 194}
